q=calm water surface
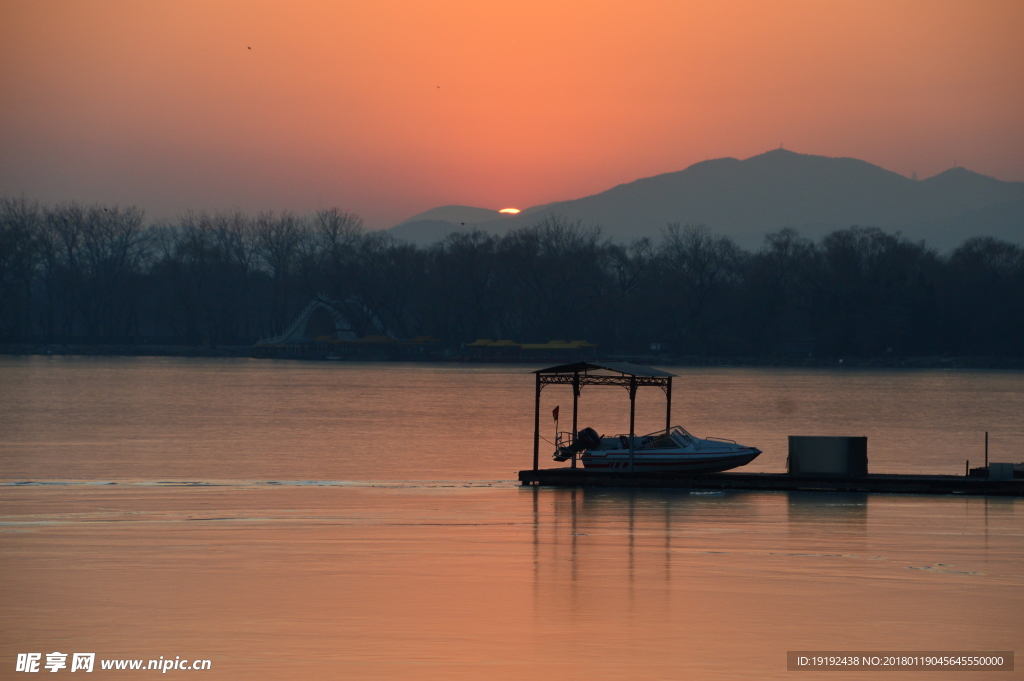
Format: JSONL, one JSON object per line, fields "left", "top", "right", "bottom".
{"left": 3, "top": 356, "right": 1023, "bottom": 479}
{"left": 1, "top": 357, "right": 1022, "bottom": 679}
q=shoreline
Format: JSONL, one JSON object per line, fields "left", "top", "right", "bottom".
{"left": 2, "top": 343, "right": 1022, "bottom": 370}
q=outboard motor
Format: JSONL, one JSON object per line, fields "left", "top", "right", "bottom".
{"left": 575, "top": 427, "right": 601, "bottom": 451}
{"left": 553, "top": 427, "right": 602, "bottom": 461}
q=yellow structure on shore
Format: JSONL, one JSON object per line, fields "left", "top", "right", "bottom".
{"left": 466, "top": 339, "right": 597, "bottom": 359}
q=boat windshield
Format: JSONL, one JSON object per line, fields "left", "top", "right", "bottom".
{"left": 609, "top": 426, "right": 696, "bottom": 448}
{"left": 670, "top": 426, "right": 694, "bottom": 445}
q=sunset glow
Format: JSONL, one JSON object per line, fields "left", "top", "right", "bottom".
{"left": 0, "top": 1, "right": 1021, "bottom": 228}
{"left": 2, "top": 4, "right": 1023, "bottom": 677}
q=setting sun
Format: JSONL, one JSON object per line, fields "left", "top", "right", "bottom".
{"left": 498, "top": 208, "right": 520, "bottom": 214}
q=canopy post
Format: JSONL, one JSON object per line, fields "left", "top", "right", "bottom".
{"left": 533, "top": 372, "right": 541, "bottom": 472}
{"left": 666, "top": 376, "right": 672, "bottom": 432}
{"left": 628, "top": 376, "right": 637, "bottom": 473}
{"left": 571, "top": 371, "right": 580, "bottom": 468}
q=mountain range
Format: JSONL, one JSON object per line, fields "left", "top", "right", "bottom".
{"left": 389, "top": 149, "right": 1024, "bottom": 251}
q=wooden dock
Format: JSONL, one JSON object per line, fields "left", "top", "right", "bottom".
{"left": 518, "top": 468, "right": 1024, "bottom": 496}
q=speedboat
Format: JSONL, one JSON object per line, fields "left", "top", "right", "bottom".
{"left": 554, "top": 425, "right": 761, "bottom": 473}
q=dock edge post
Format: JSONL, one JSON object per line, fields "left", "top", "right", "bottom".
{"left": 628, "top": 376, "right": 636, "bottom": 473}
{"left": 571, "top": 371, "right": 579, "bottom": 469}
{"left": 665, "top": 376, "right": 672, "bottom": 432}
{"left": 533, "top": 372, "right": 541, "bottom": 472}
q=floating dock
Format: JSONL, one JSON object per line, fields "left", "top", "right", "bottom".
{"left": 520, "top": 361, "right": 1023, "bottom": 497}
{"left": 518, "top": 468, "right": 1024, "bottom": 496}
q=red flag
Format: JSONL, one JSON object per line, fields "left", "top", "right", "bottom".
{"left": 552, "top": 405, "right": 559, "bottom": 422}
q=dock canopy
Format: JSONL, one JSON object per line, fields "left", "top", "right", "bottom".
{"left": 534, "top": 361, "right": 675, "bottom": 384}
{"left": 530, "top": 361, "right": 676, "bottom": 473}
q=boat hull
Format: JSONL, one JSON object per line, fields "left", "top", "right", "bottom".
{"left": 581, "top": 448, "right": 761, "bottom": 474}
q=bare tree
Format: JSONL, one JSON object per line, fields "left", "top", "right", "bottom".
{"left": 255, "top": 211, "right": 309, "bottom": 334}
{"left": 655, "top": 223, "right": 742, "bottom": 353}
{"left": 0, "top": 196, "right": 42, "bottom": 339}
{"left": 77, "top": 204, "right": 147, "bottom": 340}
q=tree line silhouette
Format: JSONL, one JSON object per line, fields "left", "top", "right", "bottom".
{"left": 1, "top": 196, "right": 1022, "bottom": 357}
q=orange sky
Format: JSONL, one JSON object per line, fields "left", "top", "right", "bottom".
{"left": 1, "top": 0, "right": 1022, "bottom": 228}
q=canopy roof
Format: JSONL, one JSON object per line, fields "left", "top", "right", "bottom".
{"left": 533, "top": 361, "right": 675, "bottom": 378}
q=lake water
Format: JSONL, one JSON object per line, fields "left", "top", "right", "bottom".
{"left": 1, "top": 357, "right": 1022, "bottom": 679}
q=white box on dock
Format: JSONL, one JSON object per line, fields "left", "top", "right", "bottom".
{"left": 988, "top": 462, "right": 1015, "bottom": 480}
{"left": 787, "top": 436, "right": 868, "bottom": 477}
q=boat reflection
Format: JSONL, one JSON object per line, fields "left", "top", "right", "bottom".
{"left": 787, "top": 492, "right": 868, "bottom": 540}
{"left": 528, "top": 487, "right": 878, "bottom": 620}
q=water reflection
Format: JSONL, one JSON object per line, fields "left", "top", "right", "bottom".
{"left": 531, "top": 489, "right": 777, "bottom": 620}
{"left": 787, "top": 492, "right": 867, "bottom": 539}
{"left": 524, "top": 487, "right": 1020, "bottom": 677}
{"left": 531, "top": 489, "right": 881, "bottom": 617}
{"left": 2, "top": 357, "right": 1022, "bottom": 679}
{"left": 2, "top": 484, "right": 1020, "bottom": 679}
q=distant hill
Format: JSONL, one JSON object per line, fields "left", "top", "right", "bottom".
{"left": 388, "top": 150, "right": 1024, "bottom": 251}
